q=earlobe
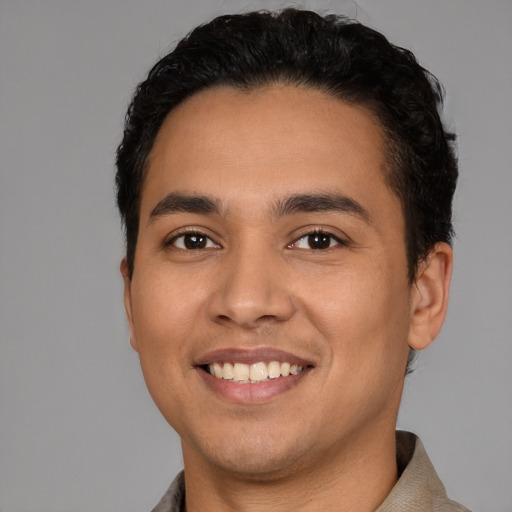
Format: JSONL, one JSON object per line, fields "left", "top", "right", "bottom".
{"left": 120, "top": 258, "right": 138, "bottom": 352}
{"left": 408, "top": 242, "right": 453, "bottom": 351}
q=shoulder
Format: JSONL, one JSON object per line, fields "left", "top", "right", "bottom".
{"left": 377, "top": 431, "right": 473, "bottom": 512}
{"left": 151, "top": 471, "right": 185, "bottom": 512}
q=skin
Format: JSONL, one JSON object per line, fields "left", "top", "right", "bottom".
{"left": 122, "top": 85, "right": 452, "bottom": 512}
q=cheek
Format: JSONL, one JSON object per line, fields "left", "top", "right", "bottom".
{"left": 298, "top": 260, "right": 411, "bottom": 358}
{"left": 129, "top": 273, "right": 200, "bottom": 428}
{"left": 129, "top": 270, "right": 200, "bottom": 372}
{"left": 133, "top": 264, "right": 201, "bottom": 328}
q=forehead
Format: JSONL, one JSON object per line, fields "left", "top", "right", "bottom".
{"left": 142, "top": 84, "right": 398, "bottom": 222}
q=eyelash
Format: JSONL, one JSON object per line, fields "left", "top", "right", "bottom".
{"left": 289, "top": 229, "right": 347, "bottom": 251}
{"left": 166, "top": 229, "right": 220, "bottom": 250}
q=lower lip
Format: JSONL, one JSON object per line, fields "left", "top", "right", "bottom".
{"left": 197, "top": 367, "right": 310, "bottom": 403}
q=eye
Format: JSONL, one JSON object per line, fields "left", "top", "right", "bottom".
{"left": 291, "top": 231, "right": 345, "bottom": 250}
{"left": 170, "top": 232, "right": 219, "bottom": 250}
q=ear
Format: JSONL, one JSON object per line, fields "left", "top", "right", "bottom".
{"left": 408, "top": 242, "right": 453, "bottom": 351}
{"left": 120, "top": 258, "right": 138, "bottom": 352}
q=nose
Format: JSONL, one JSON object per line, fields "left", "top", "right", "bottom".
{"left": 207, "top": 244, "right": 296, "bottom": 329}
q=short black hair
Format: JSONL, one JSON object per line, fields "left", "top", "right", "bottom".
{"left": 116, "top": 7, "right": 457, "bottom": 282}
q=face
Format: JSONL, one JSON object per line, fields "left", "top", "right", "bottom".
{"left": 123, "top": 85, "right": 417, "bottom": 478}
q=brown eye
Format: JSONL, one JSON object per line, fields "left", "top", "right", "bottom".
{"left": 291, "top": 231, "right": 345, "bottom": 250}
{"left": 171, "top": 232, "right": 218, "bottom": 250}
{"left": 307, "top": 233, "right": 332, "bottom": 249}
{"left": 184, "top": 233, "right": 206, "bottom": 249}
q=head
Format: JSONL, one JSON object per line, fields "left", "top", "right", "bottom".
{"left": 115, "top": 9, "right": 456, "bottom": 479}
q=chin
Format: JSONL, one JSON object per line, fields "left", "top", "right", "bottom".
{"left": 184, "top": 427, "right": 314, "bottom": 479}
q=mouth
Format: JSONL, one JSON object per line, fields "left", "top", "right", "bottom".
{"left": 195, "top": 348, "right": 314, "bottom": 402}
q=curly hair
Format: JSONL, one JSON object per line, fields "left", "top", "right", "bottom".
{"left": 116, "top": 8, "right": 457, "bottom": 286}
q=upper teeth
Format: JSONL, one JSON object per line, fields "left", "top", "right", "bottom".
{"left": 207, "top": 361, "right": 304, "bottom": 383}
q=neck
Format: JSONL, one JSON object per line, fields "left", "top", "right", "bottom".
{"left": 182, "top": 424, "right": 398, "bottom": 512}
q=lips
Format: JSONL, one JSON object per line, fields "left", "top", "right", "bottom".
{"left": 195, "top": 348, "right": 314, "bottom": 402}
{"left": 195, "top": 347, "right": 312, "bottom": 366}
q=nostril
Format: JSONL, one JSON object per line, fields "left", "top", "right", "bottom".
{"left": 259, "top": 315, "right": 277, "bottom": 322}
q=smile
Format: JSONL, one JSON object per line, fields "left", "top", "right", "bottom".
{"left": 195, "top": 348, "right": 313, "bottom": 402}
{"left": 206, "top": 361, "right": 304, "bottom": 383}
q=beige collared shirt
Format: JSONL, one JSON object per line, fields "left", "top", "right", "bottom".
{"left": 152, "top": 431, "right": 471, "bottom": 512}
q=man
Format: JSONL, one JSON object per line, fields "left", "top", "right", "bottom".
{"left": 116, "top": 8, "right": 470, "bottom": 512}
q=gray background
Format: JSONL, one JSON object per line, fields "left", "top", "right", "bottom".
{"left": 1, "top": 0, "right": 511, "bottom": 511}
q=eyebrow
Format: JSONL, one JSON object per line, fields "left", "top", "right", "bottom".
{"left": 272, "top": 193, "right": 370, "bottom": 222}
{"left": 148, "top": 191, "right": 370, "bottom": 224}
{"left": 149, "top": 192, "right": 222, "bottom": 222}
